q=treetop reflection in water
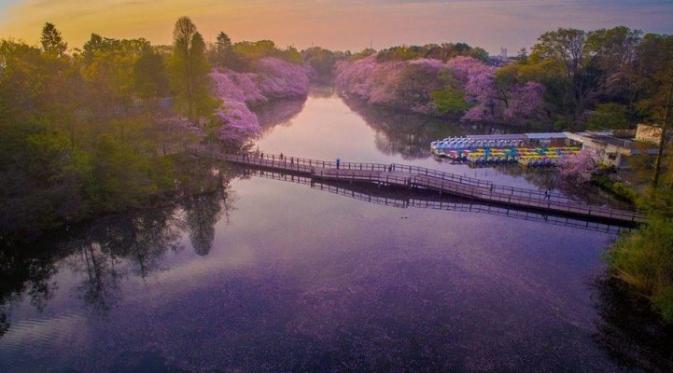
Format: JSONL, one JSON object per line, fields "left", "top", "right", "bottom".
{"left": 1, "top": 93, "right": 669, "bottom": 372}
{"left": 0, "top": 164, "right": 671, "bottom": 371}
{"left": 256, "top": 92, "right": 629, "bottom": 207}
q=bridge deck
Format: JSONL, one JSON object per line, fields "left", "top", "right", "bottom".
{"left": 198, "top": 150, "right": 645, "bottom": 224}
{"left": 247, "top": 168, "right": 631, "bottom": 234}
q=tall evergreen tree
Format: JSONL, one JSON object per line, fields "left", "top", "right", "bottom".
{"left": 169, "top": 17, "right": 216, "bottom": 120}
{"left": 40, "top": 23, "right": 67, "bottom": 57}
{"left": 216, "top": 32, "right": 232, "bottom": 51}
{"left": 211, "top": 32, "right": 232, "bottom": 67}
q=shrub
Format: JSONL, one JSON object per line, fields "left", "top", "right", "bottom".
{"left": 608, "top": 216, "right": 673, "bottom": 323}
{"left": 431, "top": 87, "right": 469, "bottom": 114}
{"left": 587, "top": 103, "right": 630, "bottom": 129}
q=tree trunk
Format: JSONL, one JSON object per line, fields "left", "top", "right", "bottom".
{"left": 653, "top": 81, "right": 673, "bottom": 189}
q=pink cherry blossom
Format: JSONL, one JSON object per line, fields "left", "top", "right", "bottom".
{"left": 560, "top": 148, "right": 598, "bottom": 183}
{"left": 256, "top": 57, "right": 311, "bottom": 98}
{"left": 335, "top": 55, "right": 545, "bottom": 124}
{"left": 210, "top": 69, "right": 267, "bottom": 105}
{"left": 504, "top": 82, "right": 545, "bottom": 119}
{"left": 215, "top": 99, "right": 262, "bottom": 142}
{"left": 210, "top": 57, "right": 311, "bottom": 142}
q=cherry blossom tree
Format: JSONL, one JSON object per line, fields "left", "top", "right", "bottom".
{"left": 560, "top": 148, "right": 599, "bottom": 183}
{"left": 335, "top": 56, "right": 446, "bottom": 113}
{"left": 335, "top": 55, "right": 545, "bottom": 123}
{"left": 504, "top": 82, "right": 545, "bottom": 120}
{"left": 209, "top": 57, "right": 311, "bottom": 143}
{"left": 215, "top": 100, "right": 261, "bottom": 143}
{"left": 256, "top": 57, "right": 312, "bottom": 98}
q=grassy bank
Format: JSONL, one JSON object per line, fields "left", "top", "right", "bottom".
{"left": 608, "top": 215, "right": 673, "bottom": 322}
{"left": 591, "top": 172, "right": 639, "bottom": 204}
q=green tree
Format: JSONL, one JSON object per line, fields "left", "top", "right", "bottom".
{"left": 40, "top": 23, "right": 67, "bottom": 57}
{"left": 169, "top": 17, "right": 217, "bottom": 120}
{"left": 216, "top": 32, "right": 232, "bottom": 50}
{"left": 431, "top": 87, "right": 468, "bottom": 114}
{"left": 80, "top": 35, "right": 149, "bottom": 118}
{"left": 587, "top": 103, "right": 630, "bottom": 129}
{"left": 134, "top": 45, "right": 169, "bottom": 100}
{"left": 635, "top": 34, "right": 673, "bottom": 188}
{"left": 532, "top": 28, "right": 590, "bottom": 122}
{"left": 609, "top": 216, "right": 673, "bottom": 322}
{"left": 585, "top": 27, "right": 641, "bottom": 105}
{"left": 431, "top": 70, "right": 469, "bottom": 114}
{"left": 210, "top": 32, "right": 233, "bottom": 68}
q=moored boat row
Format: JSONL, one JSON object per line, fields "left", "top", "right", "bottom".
{"left": 431, "top": 133, "right": 581, "bottom": 166}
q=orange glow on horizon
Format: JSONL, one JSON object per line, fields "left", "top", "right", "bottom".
{"left": 1, "top": 0, "right": 672, "bottom": 53}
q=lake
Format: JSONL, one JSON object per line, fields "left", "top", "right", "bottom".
{"left": 0, "top": 91, "right": 668, "bottom": 371}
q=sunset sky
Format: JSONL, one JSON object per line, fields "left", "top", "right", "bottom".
{"left": 1, "top": 0, "right": 672, "bottom": 54}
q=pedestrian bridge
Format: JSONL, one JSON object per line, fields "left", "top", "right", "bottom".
{"left": 242, "top": 168, "right": 632, "bottom": 234}
{"left": 195, "top": 149, "right": 645, "bottom": 225}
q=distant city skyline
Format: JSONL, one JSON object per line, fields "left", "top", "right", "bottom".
{"left": 1, "top": 0, "right": 673, "bottom": 53}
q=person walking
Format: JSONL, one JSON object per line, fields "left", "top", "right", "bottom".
{"left": 336, "top": 158, "right": 340, "bottom": 169}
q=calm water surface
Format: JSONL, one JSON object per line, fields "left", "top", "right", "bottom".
{"left": 1, "top": 92, "right": 667, "bottom": 371}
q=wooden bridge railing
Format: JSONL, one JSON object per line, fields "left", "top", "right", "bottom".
{"left": 414, "top": 174, "right": 640, "bottom": 222}
{"left": 222, "top": 152, "right": 572, "bottom": 199}
{"left": 195, "top": 148, "right": 645, "bottom": 223}
{"left": 221, "top": 151, "right": 582, "bottom": 202}
{"left": 243, "top": 168, "right": 631, "bottom": 234}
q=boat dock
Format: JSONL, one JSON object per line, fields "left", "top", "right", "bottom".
{"left": 431, "top": 132, "right": 580, "bottom": 166}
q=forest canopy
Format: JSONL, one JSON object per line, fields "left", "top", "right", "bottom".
{"left": 1, "top": 21, "right": 672, "bottom": 247}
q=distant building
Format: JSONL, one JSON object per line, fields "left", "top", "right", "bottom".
{"left": 635, "top": 123, "right": 663, "bottom": 144}
{"left": 565, "top": 131, "right": 659, "bottom": 168}
{"left": 490, "top": 47, "right": 511, "bottom": 66}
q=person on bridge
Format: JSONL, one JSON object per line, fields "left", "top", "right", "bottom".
{"left": 336, "top": 158, "right": 340, "bottom": 169}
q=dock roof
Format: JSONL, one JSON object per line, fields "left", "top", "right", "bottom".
{"left": 463, "top": 132, "right": 568, "bottom": 141}
{"left": 464, "top": 134, "right": 527, "bottom": 140}
{"left": 524, "top": 132, "right": 568, "bottom": 139}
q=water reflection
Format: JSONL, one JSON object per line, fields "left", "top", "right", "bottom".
{"left": 62, "top": 208, "right": 184, "bottom": 312}
{"left": 255, "top": 98, "right": 307, "bottom": 133}
{"left": 313, "top": 95, "right": 631, "bottom": 207}
{"left": 593, "top": 277, "right": 673, "bottom": 372}
{"left": 0, "top": 312, "right": 7, "bottom": 338}
{"left": 241, "top": 167, "right": 632, "bottom": 234}
{"left": 308, "top": 84, "right": 336, "bottom": 98}
{"left": 185, "top": 191, "right": 228, "bottom": 256}
{"left": 0, "top": 158, "right": 233, "bottom": 318}
{"left": 492, "top": 165, "right": 634, "bottom": 208}
{"left": 341, "top": 96, "right": 462, "bottom": 159}
{"left": 0, "top": 165, "right": 670, "bottom": 371}
{"left": 0, "top": 94, "right": 668, "bottom": 371}
{"left": 0, "top": 239, "right": 61, "bottom": 335}
{"left": 340, "top": 96, "right": 540, "bottom": 161}
{"left": 0, "top": 250, "right": 52, "bottom": 343}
